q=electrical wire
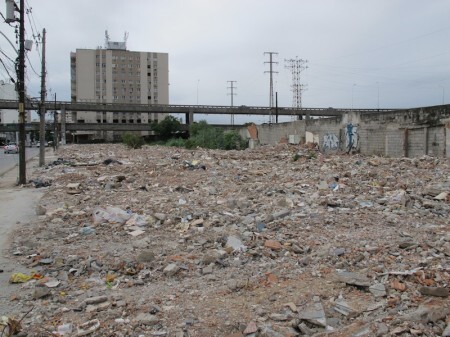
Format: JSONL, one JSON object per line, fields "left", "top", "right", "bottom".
{"left": 0, "top": 49, "right": 15, "bottom": 64}
{"left": 25, "top": 53, "right": 41, "bottom": 78}
{"left": 0, "top": 57, "right": 16, "bottom": 82}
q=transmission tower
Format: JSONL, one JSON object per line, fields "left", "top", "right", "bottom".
{"left": 227, "top": 80, "right": 237, "bottom": 125}
{"left": 264, "top": 52, "right": 278, "bottom": 123}
{"left": 285, "top": 57, "right": 308, "bottom": 120}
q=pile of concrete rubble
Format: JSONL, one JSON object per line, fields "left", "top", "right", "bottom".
{"left": 2, "top": 143, "right": 450, "bottom": 337}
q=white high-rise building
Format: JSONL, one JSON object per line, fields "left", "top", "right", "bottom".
{"left": 70, "top": 37, "right": 169, "bottom": 141}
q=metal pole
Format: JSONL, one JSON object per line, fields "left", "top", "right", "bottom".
{"left": 18, "top": 0, "right": 26, "bottom": 184}
{"left": 39, "top": 28, "right": 46, "bottom": 166}
{"left": 53, "top": 93, "right": 57, "bottom": 151}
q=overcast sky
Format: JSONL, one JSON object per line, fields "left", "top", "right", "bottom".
{"left": 1, "top": 0, "right": 450, "bottom": 124}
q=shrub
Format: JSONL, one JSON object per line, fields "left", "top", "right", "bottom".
{"left": 122, "top": 132, "right": 144, "bottom": 149}
{"left": 166, "top": 138, "right": 186, "bottom": 147}
{"left": 223, "top": 130, "right": 247, "bottom": 150}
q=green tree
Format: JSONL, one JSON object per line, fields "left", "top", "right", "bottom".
{"left": 152, "top": 116, "right": 182, "bottom": 140}
{"left": 186, "top": 120, "right": 247, "bottom": 150}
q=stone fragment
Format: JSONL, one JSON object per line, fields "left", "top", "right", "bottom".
{"left": 334, "top": 299, "right": 359, "bottom": 317}
{"left": 243, "top": 321, "right": 257, "bottom": 334}
{"left": 134, "top": 313, "right": 159, "bottom": 326}
{"left": 443, "top": 322, "right": 450, "bottom": 337}
{"left": 434, "top": 191, "right": 449, "bottom": 200}
{"left": 369, "top": 283, "right": 387, "bottom": 297}
{"left": 395, "top": 301, "right": 450, "bottom": 324}
{"left": 336, "top": 271, "right": 370, "bottom": 287}
{"left": 298, "top": 302, "right": 327, "bottom": 327}
{"left": 375, "top": 323, "right": 389, "bottom": 337}
{"left": 153, "top": 213, "right": 167, "bottom": 221}
{"left": 271, "top": 209, "right": 291, "bottom": 220}
{"left": 226, "top": 236, "right": 246, "bottom": 252}
{"left": 390, "top": 279, "right": 407, "bottom": 292}
{"left": 269, "top": 313, "right": 289, "bottom": 321}
{"left": 163, "top": 263, "right": 180, "bottom": 276}
{"left": 35, "top": 205, "right": 47, "bottom": 216}
{"left": 202, "top": 264, "right": 213, "bottom": 275}
{"left": 76, "top": 319, "right": 100, "bottom": 337}
{"left": 34, "top": 286, "right": 51, "bottom": 299}
{"left": 129, "top": 229, "right": 145, "bottom": 237}
{"left": 85, "top": 296, "right": 108, "bottom": 305}
{"left": 259, "top": 326, "right": 284, "bottom": 337}
{"left": 137, "top": 250, "right": 155, "bottom": 263}
{"left": 284, "top": 302, "right": 298, "bottom": 312}
{"left": 333, "top": 248, "right": 345, "bottom": 256}
{"left": 419, "top": 286, "right": 449, "bottom": 297}
{"left": 264, "top": 240, "right": 282, "bottom": 251}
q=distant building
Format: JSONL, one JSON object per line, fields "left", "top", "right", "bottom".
{"left": 70, "top": 35, "right": 169, "bottom": 142}
{"left": 0, "top": 80, "right": 31, "bottom": 144}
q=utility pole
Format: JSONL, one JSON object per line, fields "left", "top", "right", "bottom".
{"left": 39, "top": 28, "right": 46, "bottom": 166}
{"left": 5, "top": 0, "right": 26, "bottom": 183}
{"left": 264, "top": 52, "right": 278, "bottom": 123}
{"left": 53, "top": 93, "right": 58, "bottom": 151}
{"left": 18, "top": 0, "right": 26, "bottom": 184}
{"left": 227, "top": 80, "right": 237, "bottom": 125}
{"left": 285, "top": 57, "right": 308, "bottom": 120}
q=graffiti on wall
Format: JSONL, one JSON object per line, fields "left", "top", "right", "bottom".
{"left": 344, "top": 123, "right": 359, "bottom": 152}
{"left": 323, "top": 133, "right": 339, "bottom": 150}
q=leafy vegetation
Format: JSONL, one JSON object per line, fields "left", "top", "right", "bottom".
{"left": 156, "top": 119, "right": 247, "bottom": 150}
{"left": 151, "top": 116, "right": 182, "bottom": 140}
{"left": 122, "top": 132, "right": 144, "bottom": 149}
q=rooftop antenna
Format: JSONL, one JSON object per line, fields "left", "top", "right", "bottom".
{"left": 124, "top": 31, "right": 129, "bottom": 49}
{"left": 105, "top": 30, "right": 110, "bottom": 48}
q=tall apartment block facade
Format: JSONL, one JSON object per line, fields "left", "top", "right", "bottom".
{"left": 70, "top": 40, "right": 169, "bottom": 141}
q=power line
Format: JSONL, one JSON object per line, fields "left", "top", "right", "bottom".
{"left": 0, "top": 57, "right": 16, "bottom": 82}
{"left": 26, "top": 53, "right": 41, "bottom": 77}
{"left": 0, "top": 48, "right": 15, "bottom": 64}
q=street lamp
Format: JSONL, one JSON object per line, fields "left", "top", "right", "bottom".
{"left": 377, "top": 82, "right": 380, "bottom": 110}
{"left": 196, "top": 79, "right": 200, "bottom": 105}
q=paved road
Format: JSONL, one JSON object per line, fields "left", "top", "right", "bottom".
{"left": 0, "top": 155, "right": 44, "bottom": 316}
{"left": 0, "top": 147, "right": 40, "bottom": 176}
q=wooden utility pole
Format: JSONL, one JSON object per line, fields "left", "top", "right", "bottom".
{"left": 18, "top": 0, "right": 26, "bottom": 184}
{"left": 39, "top": 28, "right": 46, "bottom": 166}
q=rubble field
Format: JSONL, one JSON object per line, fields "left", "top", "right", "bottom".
{"left": 2, "top": 143, "right": 449, "bottom": 337}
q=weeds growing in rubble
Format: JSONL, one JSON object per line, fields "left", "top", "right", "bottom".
{"left": 122, "top": 132, "right": 144, "bottom": 149}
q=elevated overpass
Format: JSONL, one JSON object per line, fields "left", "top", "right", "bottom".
{"left": 0, "top": 99, "right": 397, "bottom": 122}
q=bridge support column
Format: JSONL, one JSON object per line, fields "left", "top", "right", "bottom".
{"left": 186, "top": 108, "right": 194, "bottom": 125}
{"left": 61, "top": 105, "right": 66, "bottom": 145}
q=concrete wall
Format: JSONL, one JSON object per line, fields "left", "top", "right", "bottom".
{"left": 243, "top": 104, "right": 450, "bottom": 158}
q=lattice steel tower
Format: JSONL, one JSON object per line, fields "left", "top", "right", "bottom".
{"left": 285, "top": 57, "right": 308, "bottom": 120}
{"left": 264, "top": 52, "right": 278, "bottom": 123}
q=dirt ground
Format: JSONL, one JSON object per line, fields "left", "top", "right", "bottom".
{"left": 1, "top": 144, "right": 449, "bottom": 337}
